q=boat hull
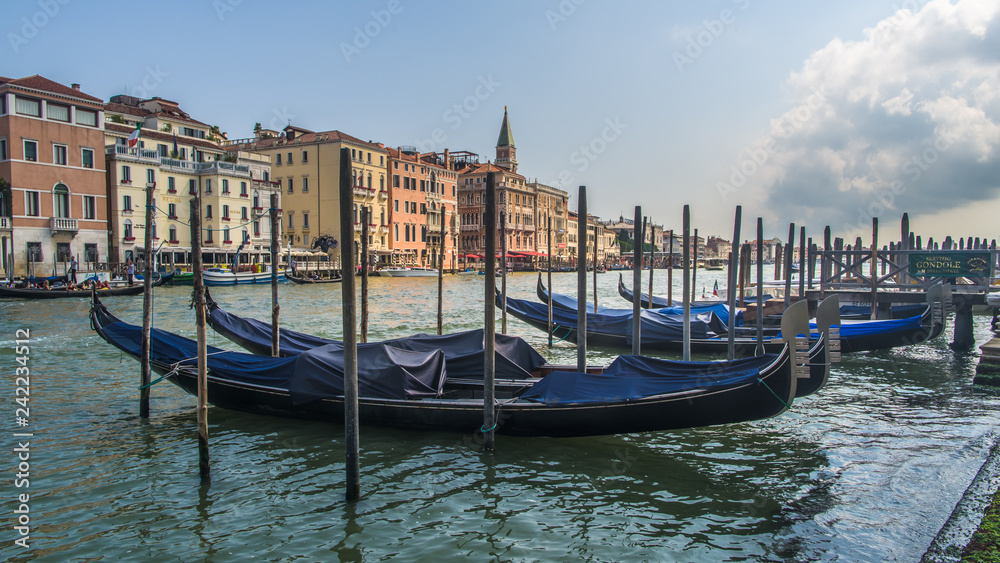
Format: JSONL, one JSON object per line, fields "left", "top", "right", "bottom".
{"left": 203, "top": 269, "right": 287, "bottom": 286}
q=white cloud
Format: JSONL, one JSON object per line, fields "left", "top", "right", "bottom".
{"left": 734, "top": 0, "right": 1000, "bottom": 237}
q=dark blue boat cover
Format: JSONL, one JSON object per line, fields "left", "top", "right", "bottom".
{"left": 503, "top": 293, "right": 713, "bottom": 343}
{"left": 543, "top": 286, "right": 743, "bottom": 327}
{"left": 208, "top": 305, "right": 545, "bottom": 379}
{"left": 839, "top": 304, "right": 925, "bottom": 317}
{"left": 810, "top": 313, "right": 924, "bottom": 338}
{"left": 518, "top": 353, "right": 778, "bottom": 405}
{"left": 99, "top": 319, "right": 447, "bottom": 403}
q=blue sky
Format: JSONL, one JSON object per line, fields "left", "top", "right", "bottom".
{"left": 6, "top": 0, "right": 998, "bottom": 242}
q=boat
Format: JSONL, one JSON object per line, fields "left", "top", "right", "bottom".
{"left": 616, "top": 274, "right": 750, "bottom": 307}
{"left": 204, "top": 289, "right": 831, "bottom": 399}
{"left": 703, "top": 259, "right": 726, "bottom": 271}
{"left": 0, "top": 272, "right": 174, "bottom": 299}
{"left": 507, "top": 278, "right": 945, "bottom": 354}
{"left": 286, "top": 273, "right": 342, "bottom": 284}
{"left": 203, "top": 266, "right": 287, "bottom": 286}
{"left": 89, "top": 296, "right": 804, "bottom": 437}
{"left": 378, "top": 266, "right": 439, "bottom": 277}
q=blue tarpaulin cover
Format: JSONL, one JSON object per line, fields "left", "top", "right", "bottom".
{"left": 543, "top": 286, "right": 744, "bottom": 327}
{"left": 208, "top": 305, "right": 545, "bottom": 380}
{"left": 518, "top": 353, "right": 778, "bottom": 405}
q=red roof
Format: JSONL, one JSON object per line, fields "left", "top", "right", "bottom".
{"left": 105, "top": 123, "right": 224, "bottom": 151}
{"left": 0, "top": 74, "right": 103, "bottom": 103}
{"left": 234, "top": 129, "right": 384, "bottom": 152}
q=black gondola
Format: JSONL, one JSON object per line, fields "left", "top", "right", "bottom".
{"left": 286, "top": 273, "right": 343, "bottom": 284}
{"left": 88, "top": 296, "right": 807, "bottom": 437}
{"left": 0, "top": 272, "right": 172, "bottom": 298}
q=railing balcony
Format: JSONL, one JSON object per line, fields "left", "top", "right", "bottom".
{"left": 195, "top": 161, "right": 251, "bottom": 175}
{"left": 240, "top": 192, "right": 249, "bottom": 198}
{"left": 379, "top": 190, "right": 388, "bottom": 200}
{"left": 221, "top": 216, "right": 231, "bottom": 222}
{"left": 167, "top": 188, "right": 177, "bottom": 194}
{"left": 461, "top": 225, "right": 480, "bottom": 232}
{"left": 354, "top": 222, "right": 363, "bottom": 232}
{"left": 108, "top": 145, "right": 159, "bottom": 163}
{"left": 123, "top": 236, "right": 136, "bottom": 242}
{"left": 0, "top": 216, "right": 10, "bottom": 230}
{"left": 252, "top": 179, "right": 281, "bottom": 189}
{"left": 51, "top": 217, "right": 78, "bottom": 232}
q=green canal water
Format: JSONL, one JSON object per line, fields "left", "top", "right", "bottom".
{"left": 1, "top": 269, "right": 997, "bottom": 561}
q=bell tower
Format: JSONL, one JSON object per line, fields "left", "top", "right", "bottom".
{"left": 495, "top": 106, "right": 517, "bottom": 173}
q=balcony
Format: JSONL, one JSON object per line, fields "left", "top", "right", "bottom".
{"left": 194, "top": 161, "right": 251, "bottom": 176}
{"left": 240, "top": 192, "right": 249, "bottom": 198}
{"left": 123, "top": 236, "right": 136, "bottom": 243}
{"left": 252, "top": 178, "right": 281, "bottom": 189}
{"left": 0, "top": 216, "right": 10, "bottom": 230}
{"left": 108, "top": 145, "right": 159, "bottom": 163}
{"left": 167, "top": 188, "right": 177, "bottom": 194}
{"left": 379, "top": 190, "right": 388, "bottom": 200}
{"left": 353, "top": 186, "right": 370, "bottom": 198}
{"left": 354, "top": 222, "right": 363, "bottom": 232}
{"left": 50, "top": 217, "right": 78, "bottom": 233}
{"left": 221, "top": 216, "right": 231, "bottom": 222}
{"left": 461, "top": 225, "right": 480, "bottom": 232}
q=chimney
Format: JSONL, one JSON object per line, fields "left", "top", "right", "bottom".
{"left": 444, "top": 149, "right": 450, "bottom": 170}
{"left": 71, "top": 83, "right": 80, "bottom": 91}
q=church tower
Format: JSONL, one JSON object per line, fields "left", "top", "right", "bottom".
{"left": 495, "top": 106, "right": 517, "bottom": 173}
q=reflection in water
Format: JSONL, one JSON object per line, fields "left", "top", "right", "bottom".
{"left": 0, "top": 271, "right": 997, "bottom": 561}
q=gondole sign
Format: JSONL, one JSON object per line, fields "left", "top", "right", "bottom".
{"left": 908, "top": 252, "right": 992, "bottom": 277}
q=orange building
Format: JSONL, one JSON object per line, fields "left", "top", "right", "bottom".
{"left": 385, "top": 147, "right": 458, "bottom": 269}
{"left": 0, "top": 75, "right": 107, "bottom": 278}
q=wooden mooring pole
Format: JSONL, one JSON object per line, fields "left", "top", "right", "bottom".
{"left": 631, "top": 206, "right": 642, "bottom": 355}
{"left": 360, "top": 206, "right": 369, "bottom": 344}
{"left": 577, "top": 186, "right": 587, "bottom": 373}
{"left": 338, "top": 148, "right": 360, "bottom": 500}
{"left": 691, "top": 228, "right": 699, "bottom": 302}
{"left": 483, "top": 172, "right": 497, "bottom": 450}
{"left": 682, "top": 205, "right": 691, "bottom": 361}
{"left": 756, "top": 218, "right": 764, "bottom": 357}
{"left": 437, "top": 184, "right": 444, "bottom": 335}
{"left": 871, "top": 218, "right": 879, "bottom": 321}
{"left": 547, "top": 216, "right": 553, "bottom": 347}
{"left": 190, "top": 189, "right": 210, "bottom": 481}
{"left": 667, "top": 230, "right": 673, "bottom": 306}
{"left": 784, "top": 224, "right": 795, "bottom": 309}
{"left": 640, "top": 216, "right": 648, "bottom": 307}
{"left": 269, "top": 193, "right": 280, "bottom": 356}
{"left": 139, "top": 180, "right": 155, "bottom": 418}
{"left": 501, "top": 210, "right": 507, "bottom": 334}
{"left": 647, "top": 219, "right": 654, "bottom": 307}
{"left": 727, "top": 206, "right": 741, "bottom": 361}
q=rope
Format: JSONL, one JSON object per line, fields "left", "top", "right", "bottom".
{"left": 757, "top": 377, "right": 791, "bottom": 409}
{"left": 549, "top": 324, "right": 573, "bottom": 344}
{"left": 479, "top": 397, "right": 518, "bottom": 433}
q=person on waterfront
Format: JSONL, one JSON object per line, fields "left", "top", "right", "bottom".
{"left": 127, "top": 260, "right": 135, "bottom": 286}
{"left": 291, "top": 257, "right": 297, "bottom": 275}
{"left": 68, "top": 256, "right": 77, "bottom": 283}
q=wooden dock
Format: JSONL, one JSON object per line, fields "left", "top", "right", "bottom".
{"left": 975, "top": 336, "right": 1000, "bottom": 385}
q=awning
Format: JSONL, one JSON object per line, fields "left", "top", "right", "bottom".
{"left": 462, "top": 254, "right": 484, "bottom": 259}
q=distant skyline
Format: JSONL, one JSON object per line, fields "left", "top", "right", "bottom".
{"left": 5, "top": 0, "right": 998, "bottom": 242}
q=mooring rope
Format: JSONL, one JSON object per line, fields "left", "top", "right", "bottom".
{"left": 549, "top": 324, "right": 573, "bottom": 344}
{"left": 757, "top": 377, "right": 791, "bottom": 409}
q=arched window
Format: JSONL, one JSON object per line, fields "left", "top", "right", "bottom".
{"left": 380, "top": 176, "right": 385, "bottom": 190}
{"left": 168, "top": 225, "right": 177, "bottom": 242}
{"left": 224, "top": 226, "right": 231, "bottom": 243}
{"left": 367, "top": 173, "right": 372, "bottom": 189}
{"left": 53, "top": 183, "right": 70, "bottom": 218}
{"left": 243, "top": 229, "right": 249, "bottom": 242}
{"left": 123, "top": 219, "right": 133, "bottom": 239}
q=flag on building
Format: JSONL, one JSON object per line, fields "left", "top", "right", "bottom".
{"left": 172, "top": 133, "right": 178, "bottom": 156}
{"left": 127, "top": 123, "right": 142, "bottom": 148}
{"left": 712, "top": 280, "right": 719, "bottom": 296}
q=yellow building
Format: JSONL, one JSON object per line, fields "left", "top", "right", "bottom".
{"left": 104, "top": 96, "right": 278, "bottom": 269}
{"left": 227, "top": 125, "right": 389, "bottom": 267}
{"left": 528, "top": 181, "right": 569, "bottom": 264}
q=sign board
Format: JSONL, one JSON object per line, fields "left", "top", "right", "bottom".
{"left": 908, "top": 251, "right": 992, "bottom": 277}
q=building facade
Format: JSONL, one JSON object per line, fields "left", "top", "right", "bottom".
{"left": 0, "top": 75, "right": 108, "bottom": 278}
{"left": 386, "top": 147, "right": 458, "bottom": 269}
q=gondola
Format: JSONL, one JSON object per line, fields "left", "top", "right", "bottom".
{"left": 88, "top": 295, "right": 805, "bottom": 437}
{"left": 205, "top": 289, "right": 832, "bottom": 398}
{"left": 506, "top": 279, "right": 945, "bottom": 354}
{"left": 286, "top": 273, "right": 343, "bottom": 284}
{"left": 8, "top": 272, "right": 176, "bottom": 298}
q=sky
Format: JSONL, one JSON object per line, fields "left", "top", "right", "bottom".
{"left": 6, "top": 0, "right": 998, "bottom": 243}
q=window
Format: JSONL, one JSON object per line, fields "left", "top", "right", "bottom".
{"left": 168, "top": 203, "right": 177, "bottom": 219}
{"left": 420, "top": 180, "right": 426, "bottom": 192}
{"left": 53, "top": 144, "right": 68, "bottom": 165}
{"left": 169, "top": 226, "right": 177, "bottom": 243}
{"left": 23, "top": 140, "right": 37, "bottom": 162}
{"left": 380, "top": 156, "right": 384, "bottom": 166}
{"left": 51, "top": 184, "right": 70, "bottom": 218}
{"left": 206, "top": 205, "right": 213, "bottom": 219}
{"left": 121, "top": 165, "right": 131, "bottom": 183}
{"left": 0, "top": 139, "right": 6, "bottom": 160}
{"left": 240, "top": 181, "right": 247, "bottom": 196}
{"left": 46, "top": 103, "right": 70, "bottom": 122}
{"left": 303, "top": 213, "right": 309, "bottom": 229}
{"left": 158, "top": 144, "right": 168, "bottom": 157}
{"left": 421, "top": 226, "right": 427, "bottom": 242}
{"left": 123, "top": 194, "right": 132, "bottom": 211}
{"left": 287, "top": 152, "right": 292, "bottom": 164}
{"left": 167, "top": 177, "right": 176, "bottom": 193}
{"left": 84, "top": 243, "right": 98, "bottom": 263}
{"left": 393, "top": 175, "right": 400, "bottom": 188}
{"left": 276, "top": 153, "right": 281, "bottom": 165}
{"left": 394, "top": 161, "right": 398, "bottom": 169}
{"left": 405, "top": 201, "right": 409, "bottom": 213}
{"left": 302, "top": 150, "right": 308, "bottom": 163}
{"left": 243, "top": 229, "right": 249, "bottom": 243}
{"left": 287, "top": 178, "right": 294, "bottom": 194}
{"left": 82, "top": 148, "right": 94, "bottom": 169}
{"left": 146, "top": 169, "right": 155, "bottom": 185}
{"left": 288, "top": 214, "right": 294, "bottom": 229}
{"left": 302, "top": 177, "right": 308, "bottom": 193}
{"left": 26, "top": 191, "right": 40, "bottom": 216}
{"left": 76, "top": 109, "right": 97, "bottom": 127}
{"left": 241, "top": 206, "right": 248, "bottom": 221}
{"left": 26, "top": 242, "right": 42, "bottom": 262}
{"left": 223, "top": 227, "right": 231, "bottom": 243}
{"left": 254, "top": 220, "right": 261, "bottom": 236}
{"left": 205, "top": 227, "right": 213, "bottom": 243}
{"left": 420, "top": 203, "right": 427, "bottom": 215}
{"left": 123, "top": 220, "right": 133, "bottom": 239}
{"left": 222, "top": 204, "right": 230, "bottom": 220}
{"left": 394, "top": 224, "right": 399, "bottom": 241}
{"left": 222, "top": 179, "right": 230, "bottom": 194}
{"left": 394, "top": 200, "right": 399, "bottom": 212}
{"left": 189, "top": 179, "right": 197, "bottom": 195}
{"left": 15, "top": 97, "right": 40, "bottom": 117}
{"left": 405, "top": 224, "right": 410, "bottom": 242}
{"left": 205, "top": 179, "right": 212, "bottom": 193}
{"left": 84, "top": 196, "right": 96, "bottom": 220}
